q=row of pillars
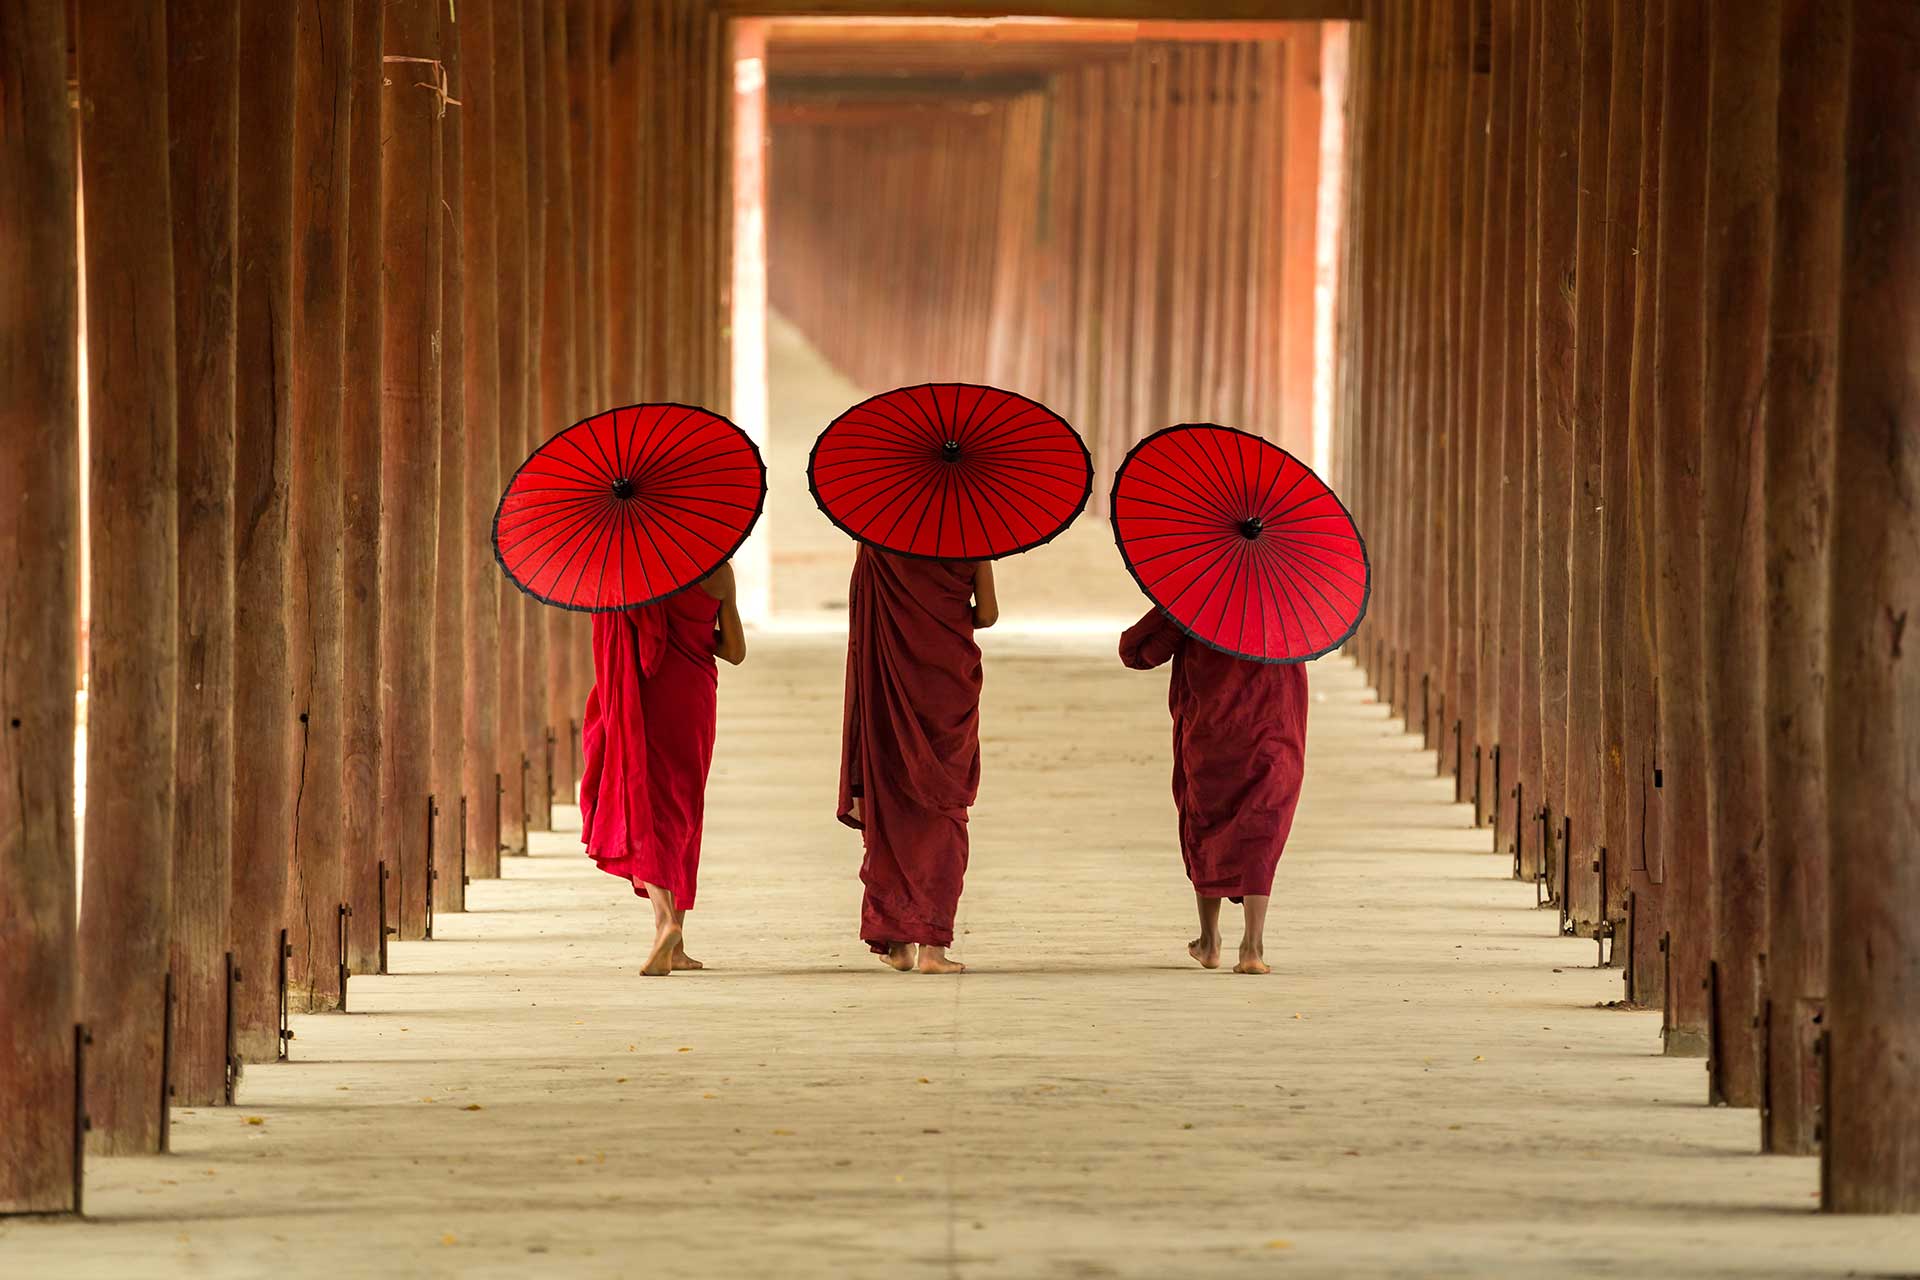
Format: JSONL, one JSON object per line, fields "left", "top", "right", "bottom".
{"left": 768, "top": 28, "right": 1332, "bottom": 508}
{"left": 0, "top": 0, "right": 734, "bottom": 1215}
{"left": 1333, "top": 0, "right": 1917, "bottom": 1213}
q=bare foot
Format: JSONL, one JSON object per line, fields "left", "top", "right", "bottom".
{"left": 670, "top": 945, "right": 704, "bottom": 971}
{"left": 1188, "top": 934, "right": 1222, "bottom": 969}
{"left": 642, "top": 925, "right": 682, "bottom": 977}
{"left": 916, "top": 946, "right": 966, "bottom": 975}
{"left": 1233, "top": 946, "right": 1271, "bottom": 976}
{"left": 880, "top": 943, "right": 917, "bottom": 972}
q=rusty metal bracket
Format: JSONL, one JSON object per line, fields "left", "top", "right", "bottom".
{"left": 224, "top": 951, "right": 241, "bottom": 1103}
{"left": 425, "top": 795, "right": 439, "bottom": 941}
{"left": 1559, "top": 816, "right": 1574, "bottom": 933}
{"left": 73, "top": 1023, "right": 91, "bottom": 1216}
{"left": 1421, "top": 674, "right": 1432, "bottom": 749}
{"left": 377, "top": 860, "right": 393, "bottom": 975}
{"left": 1510, "top": 779, "right": 1524, "bottom": 880}
{"left": 1452, "top": 719, "right": 1463, "bottom": 798}
{"left": 460, "top": 793, "right": 470, "bottom": 895}
{"left": 495, "top": 770, "right": 507, "bottom": 855}
{"left": 518, "top": 755, "right": 530, "bottom": 849}
{"left": 544, "top": 728, "right": 556, "bottom": 810}
{"left": 159, "top": 971, "right": 174, "bottom": 1153}
{"left": 336, "top": 903, "right": 353, "bottom": 1012}
{"left": 277, "top": 930, "right": 292, "bottom": 1062}
{"left": 1490, "top": 745, "right": 1502, "bottom": 840}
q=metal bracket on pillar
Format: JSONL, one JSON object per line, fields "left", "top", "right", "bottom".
{"left": 1623, "top": 892, "right": 1638, "bottom": 1003}
{"left": 495, "top": 770, "right": 507, "bottom": 855}
{"left": 1422, "top": 674, "right": 1432, "bottom": 749}
{"left": 1452, "top": 720, "right": 1463, "bottom": 798}
{"left": 72, "top": 1023, "right": 91, "bottom": 1217}
{"left": 1559, "top": 816, "right": 1574, "bottom": 934}
{"left": 224, "top": 951, "right": 242, "bottom": 1103}
{"left": 1472, "top": 745, "right": 1483, "bottom": 824}
{"left": 1404, "top": 654, "right": 1412, "bottom": 728}
{"left": 158, "top": 971, "right": 174, "bottom": 1154}
{"left": 425, "top": 794, "right": 439, "bottom": 941}
{"left": 544, "top": 728, "right": 556, "bottom": 808}
{"left": 1432, "top": 693, "right": 1446, "bottom": 773}
{"left": 377, "top": 860, "right": 393, "bottom": 975}
{"left": 1593, "top": 845, "right": 1615, "bottom": 967}
{"left": 1535, "top": 806, "right": 1552, "bottom": 908}
{"left": 336, "top": 903, "right": 353, "bottom": 1012}
{"left": 1660, "top": 931, "right": 1674, "bottom": 1031}
{"left": 460, "top": 793, "right": 470, "bottom": 896}
{"left": 1816, "top": 1026, "right": 1832, "bottom": 1204}
{"left": 519, "top": 753, "right": 531, "bottom": 840}
{"left": 1490, "top": 745, "right": 1502, "bottom": 840}
{"left": 1707, "top": 960, "right": 1725, "bottom": 1106}
{"left": 277, "top": 929, "right": 293, "bottom": 1062}
{"left": 1510, "top": 781, "right": 1524, "bottom": 880}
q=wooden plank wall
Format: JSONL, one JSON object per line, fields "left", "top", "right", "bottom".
{"left": 1336, "top": 0, "right": 1919, "bottom": 1213}
{"left": 0, "top": 0, "right": 733, "bottom": 1199}
{"left": 766, "top": 32, "right": 1325, "bottom": 508}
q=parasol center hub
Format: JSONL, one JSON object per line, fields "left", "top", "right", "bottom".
{"left": 941, "top": 440, "right": 963, "bottom": 462}
{"left": 611, "top": 477, "right": 636, "bottom": 501}
{"left": 1239, "top": 516, "right": 1265, "bottom": 540}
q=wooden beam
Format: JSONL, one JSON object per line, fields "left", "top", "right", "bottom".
{"left": 341, "top": 0, "right": 387, "bottom": 971}
{"left": 165, "top": 0, "right": 238, "bottom": 1106}
{"left": 288, "top": 0, "right": 354, "bottom": 1012}
{"left": 77, "top": 0, "right": 179, "bottom": 1148}
{"left": 377, "top": 0, "right": 443, "bottom": 940}
{"left": 1826, "top": 0, "right": 1920, "bottom": 1217}
{"left": 433, "top": 0, "right": 468, "bottom": 919}
{"left": 0, "top": 0, "right": 81, "bottom": 1212}
{"left": 732, "top": 1, "right": 1358, "bottom": 19}
{"left": 766, "top": 16, "right": 1320, "bottom": 43}
{"left": 494, "top": 0, "right": 532, "bottom": 856}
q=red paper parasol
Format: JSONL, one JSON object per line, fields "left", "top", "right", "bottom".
{"left": 1110, "top": 423, "right": 1369, "bottom": 662}
{"left": 809, "top": 383, "right": 1092, "bottom": 560}
{"left": 494, "top": 402, "right": 766, "bottom": 611}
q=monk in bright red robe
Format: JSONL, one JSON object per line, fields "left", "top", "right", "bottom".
{"left": 580, "top": 563, "right": 747, "bottom": 976}
{"left": 1120, "top": 607, "right": 1308, "bottom": 974}
{"left": 839, "top": 546, "right": 998, "bottom": 975}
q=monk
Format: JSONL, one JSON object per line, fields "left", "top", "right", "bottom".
{"left": 838, "top": 546, "right": 998, "bottom": 975}
{"left": 579, "top": 562, "right": 747, "bottom": 977}
{"left": 1119, "top": 607, "right": 1308, "bottom": 975}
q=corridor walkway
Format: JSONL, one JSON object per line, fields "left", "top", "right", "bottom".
{"left": 5, "top": 634, "right": 1912, "bottom": 1277}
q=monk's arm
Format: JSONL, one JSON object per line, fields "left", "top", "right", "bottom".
{"left": 702, "top": 563, "right": 749, "bottom": 665}
{"left": 1118, "top": 607, "right": 1179, "bottom": 670}
{"left": 971, "top": 560, "right": 999, "bottom": 629}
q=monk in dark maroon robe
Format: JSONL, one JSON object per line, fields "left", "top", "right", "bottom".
{"left": 839, "top": 546, "right": 998, "bottom": 974}
{"left": 580, "top": 563, "right": 747, "bottom": 976}
{"left": 1120, "top": 606, "right": 1308, "bottom": 974}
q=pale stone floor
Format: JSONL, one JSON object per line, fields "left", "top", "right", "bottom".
{"left": 6, "top": 636, "right": 1918, "bottom": 1279}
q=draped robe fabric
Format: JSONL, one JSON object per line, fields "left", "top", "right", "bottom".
{"left": 838, "top": 547, "right": 982, "bottom": 951}
{"left": 579, "top": 590, "right": 722, "bottom": 908}
{"left": 1120, "top": 608, "right": 1308, "bottom": 900}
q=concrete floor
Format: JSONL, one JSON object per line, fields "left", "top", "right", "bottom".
{"left": 6, "top": 637, "right": 1916, "bottom": 1278}
{"left": 9, "top": 320, "right": 1915, "bottom": 1278}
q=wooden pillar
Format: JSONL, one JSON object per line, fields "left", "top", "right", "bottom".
{"left": 433, "top": 3, "right": 468, "bottom": 917}
{"left": 288, "top": 0, "right": 355, "bottom": 1011}
{"left": 1759, "top": 0, "right": 1843, "bottom": 1158}
{"left": 0, "top": 0, "right": 81, "bottom": 1209}
{"left": 520, "top": 0, "right": 551, "bottom": 836}
{"left": 1499, "top": 0, "right": 1535, "bottom": 879}
{"left": 494, "top": 0, "right": 532, "bottom": 857}
{"left": 166, "top": 0, "right": 239, "bottom": 1104}
{"left": 1474, "top": 0, "right": 1515, "bottom": 832}
{"left": 1597, "top": 0, "right": 1646, "bottom": 970}
{"left": 1825, "top": 0, "right": 1920, "bottom": 1216}
{"left": 1279, "top": 33, "right": 1322, "bottom": 461}
{"left": 1453, "top": 0, "right": 1489, "bottom": 805}
{"left": 1563, "top": 0, "right": 1613, "bottom": 935}
{"left": 1700, "top": 0, "right": 1779, "bottom": 1108}
{"left": 77, "top": 0, "right": 179, "bottom": 1146}
{"left": 462, "top": 0, "right": 503, "bottom": 884}
{"left": 1621, "top": 0, "right": 1667, "bottom": 1007}
{"left": 341, "top": 0, "right": 387, "bottom": 971}
{"left": 1651, "top": 0, "right": 1713, "bottom": 1057}
{"left": 542, "top": 0, "right": 578, "bottom": 816}
{"left": 606, "top": 0, "right": 642, "bottom": 401}
{"left": 378, "top": 0, "right": 443, "bottom": 940}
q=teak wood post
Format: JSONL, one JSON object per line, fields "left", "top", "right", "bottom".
{"left": 0, "top": 0, "right": 81, "bottom": 1210}
{"left": 1699, "top": 0, "right": 1779, "bottom": 1108}
{"left": 76, "top": 0, "right": 180, "bottom": 1146}
{"left": 1650, "top": 0, "right": 1712, "bottom": 1057}
{"left": 540, "top": 0, "right": 578, "bottom": 818}
{"left": 230, "top": 0, "right": 298, "bottom": 1062}
{"left": 1532, "top": 0, "right": 1579, "bottom": 905}
{"left": 1596, "top": 0, "right": 1646, "bottom": 962}
{"left": 494, "top": 0, "right": 532, "bottom": 856}
{"left": 1825, "top": 0, "right": 1920, "bottom": 1216}
{"left": 341, "top": 0, "right": 388, "bottom": 971}
{"left": 1453, "top": 0, "right": 1488, "bottom": 806}
{"left": 166, "top": 0, "right": 240, "bottom": 1103}
{"left": 378, "top": 0, "right": 444, "bottom": 940}
{"left": 1562, "top": 0, "right": 1612, "bottom": 935}
{"left": 1514, "top": 0, "right": 1542, "bottom": 889}
{"left": 462, "top": 0, "right": 504, "bottom": 883}
{"left": 434, "top": 2, "right": 469, "bottom": 917}
{"left": 289, "top": 0, "right": 355, "bottom": 1010}
{"left": 1621, "top": 0, "right": 1668, "bottom": 1007}
{"left": 1498, "top": 0, "right": 1534, "bottom": 880}
{"left": 1759, "top": 0, "right": 1843, "bottom": 1158}
{"left": 520, "top": 0, "right": 552, "bottom": 836}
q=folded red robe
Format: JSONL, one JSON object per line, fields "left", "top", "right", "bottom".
{"left": 579, "top": 589, "right": 722, "bottom": 908}
{"left": 1120, "top": 607, "right": 1308, "bottom": 900}
{"left": 838, "top": 546, "right": 982, "bottom": 951}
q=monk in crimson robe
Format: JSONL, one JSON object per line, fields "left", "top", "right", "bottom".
{"left": 838, "top": 546, "right": 998, "bottom": 974}
{"left": 1120, "top": 607, "right": 1308, "bottom": 974}
{"left": 580, "top": 563, "right": 748, "bottom": 976}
